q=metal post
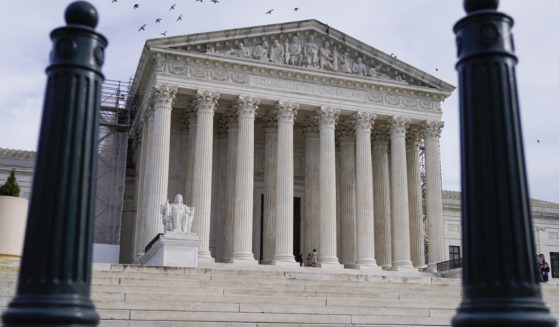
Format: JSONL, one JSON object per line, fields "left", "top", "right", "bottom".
{"left": 1, "top": 2, "right": 106, "bottom": 326}
{"left": 452, "top": 1, "right": 555, "bottom": 326}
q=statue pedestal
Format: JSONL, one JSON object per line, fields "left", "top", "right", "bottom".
{"left": 135, "top": 232, "right": 200, "bottom": 268}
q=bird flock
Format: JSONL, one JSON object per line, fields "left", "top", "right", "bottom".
{"left": 110, "top": 0, "right": 302, "bottom": 37}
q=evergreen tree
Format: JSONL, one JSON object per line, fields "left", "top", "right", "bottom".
{"left": 0, "top": 169, "right": 21, "bottom": 197}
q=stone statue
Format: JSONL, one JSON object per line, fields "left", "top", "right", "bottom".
{"left": 338, "top": 51, "right": 352, "bottom": 74}
{"left": 332, "top": 45, "right": 339, "bottom": 72}
{"left": 303, "top": 35, "right": 319, "bottom": 67}
{"left": 285, "top": 36, "right": 302, "bottom": 66}
{"left": 270, "top": 39, "right": 284, "bottom": 64}
{"left": 352, "top": 57, "right": 367, "bottom": 76}
{"left": 368, "top": 61, "right": 378, "bottom": 77}
{"left": 233, "top": 42, "right": 251, "bottom": 58}
{"left": 394, "top": 72, "right": 406, "bottom": 83}
{"left": 318, "top": 41, "right": 334, "bottom": 71}
{"left": 206, "top": 46, "right": 216, "bottom": 54}
{"left": 161, "top": 194, "right": 195, "bottom": 233}
{"left": 252, "top": 40, "right": 269, "bottom": 61}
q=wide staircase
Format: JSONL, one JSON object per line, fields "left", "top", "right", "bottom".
{"left": 1, "top": 258, "right": 558, "bottom": 326}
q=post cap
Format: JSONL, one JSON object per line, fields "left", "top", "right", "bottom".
{"left": 65, "top": 1, "right": 98, "bottom": 28}
{"left": 464, "top": 0, "right": 499, "bottom": 13}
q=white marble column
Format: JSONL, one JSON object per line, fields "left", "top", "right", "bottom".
{"left": 184, "top": 111, "right": 197, "bottom": 205}
{"left": 262, "top": 112, "right": 277, "bottom": 264}
{"left": 191, "top": 90, "right": 220, "bottom": 261}
{"left": 372, "top": 123, "right": 391, "bottom": 268}
{"left": 273, "top": 101, "right": 299, "bottom": 265}
{"left": 337, "top": 118, "right": 356, "bottom": 267}
{"left": 423, "top": 120, "right": 445, "bottom": 271}
{"left": 139, "top": 108, "right": 155, "bottom": 256}
{"left": 353, "top": 112, "right": 378, "bottom": 268}
{"left": 133, "top": 115, "right": 149, "bottom": 258}
{"left": 222, "top": 111, "right": 237, "bottom": 263}
{"left": 303, "top": 119, "right": 320, "bottom": 257}
{"left": 232, "top": 95, "right": 260, "bottom": 263}
{"left": 142, "top": 84, "right": 177, "bottom": 249}
{"left": 406, "top": 125, "right": 425, "bottom": 268}
{"left": 388, "top": 116, "right": 414, "bottom": 270}
{"left": 317, "top": 106, "right": 341, "bottom": 267}
{"left": 214, "top": 117, "right": 228, "bottom": 262}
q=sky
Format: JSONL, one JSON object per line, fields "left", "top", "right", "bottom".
{"left": 0, "top": 0, "right": 557, "bottom": 203}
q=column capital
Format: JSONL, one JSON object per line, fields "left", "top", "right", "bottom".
{"left": 235, "top": 95, "right": 260, "bottom": 119}
{"left": 388, "top": 116, "right": 411, "bottom": 136}
{"left": 275, "top": 101, "right": 299, "bottom": 124}
{"left": 316, "top": 106, "right": 340, "bottom": 128}
{"left": 336, "top": 117, "right": 354, "bottom": 142}
{"left": 153, "top": 84, "right": 177, "bottom": 106}
{"left": 194, "top": 89, "right": 220, "bottom": 114}
{"left": 303, "top": 117, "right": 319, "bottom": 137}
{"left": 406, "top": 125, "right": 423, "bottom": 147}
{"left": 422, "top": 120, "right": 444, "bottom": 140}
{"left": 372, "top": 122, "right": 390, "bottom": 144}
{"left": 262, "top": 111, "right": 278, "bottom": 130}
{"left": 353, "top": 111, "right": 377, "bottom": 133}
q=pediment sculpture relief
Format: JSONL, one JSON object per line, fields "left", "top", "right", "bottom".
{"left": 197, "top": 33, "right": 426, "bottom": 87}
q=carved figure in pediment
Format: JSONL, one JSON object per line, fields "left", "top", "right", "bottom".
{"left": 270, "top": 39, "right": 285, "bottom": 64}
{"left": 252, "top": 40, "right": 269, "bottom": 61}
{"left": 303, "top": 35, "right": 319, "bottom": 68}
{"left": 338, "top": 51, "right": 352, "bottom": 74}
{"left": 234, "top": 42, "right": 251, "bottom": 58}
{"left": 318, "top": 41, "right": 334, "bottom": 71}
{"left": 332, "top": 45, "right": 339, "bottom": 72}
{"left": 367, "top": 61, "right": 378, "bottom": 77}
{"left": 206, "top": 46, "right": 216, "bottom": 54}
{"left": 352, "top": 57, "right": 367, "bottom": 76}
{"left": 394, "top": 72, "right": 407, "bottom": 83}
{"left": 285, "top": 36, "right": 303, "bottom": 66}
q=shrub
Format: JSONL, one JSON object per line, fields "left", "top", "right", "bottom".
{"left": 0, "top": 169, "right": 21, "bottom": 197}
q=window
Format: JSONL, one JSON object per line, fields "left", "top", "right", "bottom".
{"left": 449, "top": 246, "right": 460, "bottom": 261}
{"left": 551, "top": 252, "right": 559, "bottom": 279}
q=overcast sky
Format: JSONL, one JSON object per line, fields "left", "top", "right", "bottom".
{"left": 0, "top": 0, "right": 557, "bottom": 203}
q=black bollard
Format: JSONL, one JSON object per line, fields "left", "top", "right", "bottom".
{"left": 1, "top": 2, "right": 106, "bottom": 326}
{"left": 452, "top": 1, "right": 555, "bottom": 326}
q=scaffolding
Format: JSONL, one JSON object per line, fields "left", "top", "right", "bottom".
{"left": 94, "top": 79, "right": 133, "bottom": 245}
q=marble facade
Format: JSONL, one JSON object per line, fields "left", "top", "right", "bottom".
{"left": 125, "top": 20, "right": 456, "bottom": 271}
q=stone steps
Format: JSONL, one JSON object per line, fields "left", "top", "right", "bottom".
{"left": 1, "top": 260, "right": 558, "bottom": 326}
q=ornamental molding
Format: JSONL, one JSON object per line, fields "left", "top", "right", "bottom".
{"left": 156, "top": 58, "right": 443, "bottom": 113}
{"left": 406, "top": 125, "right": 423, "bottom": 147}
{"left": 317, "top": 106, "right": 340, "bottom": 128}
{"left": 388, "top": 116, "right": 410, "bottom": 136}
{"left": 193, "top": 89, "right": 220, "bottom": 114}
{"left": 153, "top": 84, "right": 178, "bottom": 105}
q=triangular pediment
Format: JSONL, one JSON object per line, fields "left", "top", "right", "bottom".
{"left": 146, "top": 20, "right": 453, "bottom": 92}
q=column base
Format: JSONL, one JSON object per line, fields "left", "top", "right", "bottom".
{"left": 231, "top": 252, "right": 258, "bottom": 265}
{"left": 381, "top": 264, "right": 393, "bottom": 271}
{"left": 260, "top": 260, "right": 274, "bottom": 265}
{"left": 272, "top": 260, "right": 299, "bottom": 267}
{"left": 387, "top": 265, "right": 417, "bottom": 273}
{"left": 353, "top": 262, "right": 382, "bottom": 271}
{"left": 319, "top": 261, "right": 344, "bottom": 270}
{"left": 229, "top": 257, "right": 259, "bottom": 265}
{"left": 426, "top": 262, "right": 438, "bottom": 272}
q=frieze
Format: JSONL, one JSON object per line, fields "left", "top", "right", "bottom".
{"left": 187, "top": 32, "right": 429, "bottom": 88}
{"left": 159, "top": 60, "right": 440, "bottom": 112}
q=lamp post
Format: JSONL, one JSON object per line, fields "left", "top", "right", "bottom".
{"left": 1, "top": 2, "right": 106, "bottom": 326}
{"left": 452, "top": 1, "right": 555, "bottom": 326}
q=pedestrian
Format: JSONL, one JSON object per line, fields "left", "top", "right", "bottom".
{"left": 539, "top": 253, "right": 550, "bottom": 282}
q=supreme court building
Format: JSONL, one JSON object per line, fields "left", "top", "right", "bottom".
{"left": 118, "top": 20, "right": 455, "bottom": 271}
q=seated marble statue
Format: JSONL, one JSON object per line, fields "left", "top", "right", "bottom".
{"left": 161, "top": 194, "right": 195, "bottom": 234}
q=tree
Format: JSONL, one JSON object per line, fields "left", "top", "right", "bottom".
{"left": 0, "top": 169, "right": 21, "bottom": 197}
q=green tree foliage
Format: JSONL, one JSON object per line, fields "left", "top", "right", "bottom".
{"left": 0, "top": 169, "right": 21, "bottom": 197}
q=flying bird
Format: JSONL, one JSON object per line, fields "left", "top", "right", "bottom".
{"left": 177, "top": 14, "right": 183, "bottom": 21}
{"left": 161, "top": 31, "right": 167, "bottom": 37}
{"left": 211, "top": 0, "right": 219, "bottom": 3}
{"left": 435, "top": 68, "right": 439, "bottom": 71}
{"left": 112, "top": 0, "right": 117, "bottom": 3}
{"left": 133, "top": 3, "right": 139, "bottom": 9}
{"left": 156, "top": 18, "right": 162, "bottom": 23}
{"left": 196, "top": 0, "right": 203, "bottom": 2}
{"left": 138, "top": 24, "right": 146, "bottom": 31}
{"left": 294, "top": 7, "right": 299, "bottom": 11}
{"left": 169, "top": 3, "right": 176, "bottom": 10}
{"left": 265, "top": 9, "right": 273, "bottom": 14}
{"left": 537, "top": 139, "right": 541, "bottom": 143}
